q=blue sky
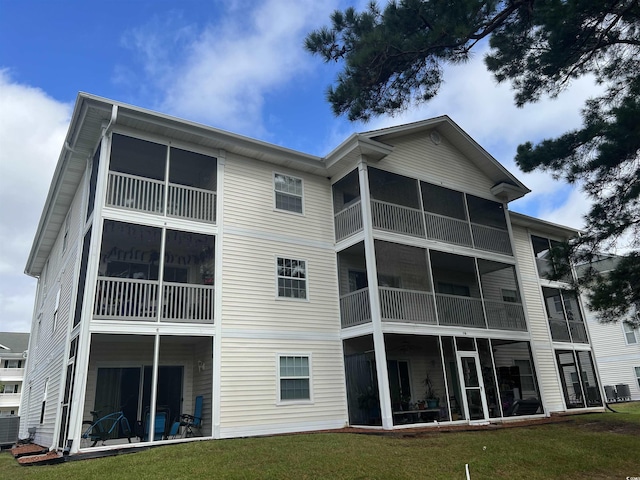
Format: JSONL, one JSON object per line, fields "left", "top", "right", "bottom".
{"left": 0, "top": 0, "right": 600, "bottom": 332}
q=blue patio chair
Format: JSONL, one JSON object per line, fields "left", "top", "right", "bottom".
{"left": 180, "top": 395, "right": 203, "bottom": 437}
{"left": 144, "top": 411, "right": 167, "bottom": 441}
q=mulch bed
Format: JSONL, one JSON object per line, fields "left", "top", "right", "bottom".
{"left": 16, "top": 450, "right": 63, "bottom": 466}
{"left": 10, "top": 443, "right": 49, "bottom": 458}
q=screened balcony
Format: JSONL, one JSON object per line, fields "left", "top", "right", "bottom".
{"left": 531, "top": 235, "right": 572, "bottom": 282}
{"left": 106, "top": 134, "right": 217, "bottom": 223}
{"left": 94, "top": 220, "right": 215, "bottom": 324}
{"left": 332, "top": 168, "right": 513, "bottom": 256}
{"left": 338, "top": 243, "right": 526, "bottom": 332}
{"left": 542, "top": 288, "right": 588, "bottom": 343}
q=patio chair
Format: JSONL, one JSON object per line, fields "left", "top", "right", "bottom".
{"left": 179, "top": 395, "right": 203, "bottom": 437}
{"left": 504, "top": 397, "right": 540, "bottom": 416}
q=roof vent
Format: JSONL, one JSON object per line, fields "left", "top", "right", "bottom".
{"left": 430, "top": 131, "right": 441, "bottom": 145}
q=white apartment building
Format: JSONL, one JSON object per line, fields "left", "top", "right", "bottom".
{"left": 20, "top": 93, "right": 604, "bottom": 455}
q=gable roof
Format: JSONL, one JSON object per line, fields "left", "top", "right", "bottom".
{"left": 360, "top": 116, "right": 530, "bottom": 201}
{"left": 25, "top": 94, "right": 532, "bottom": 276}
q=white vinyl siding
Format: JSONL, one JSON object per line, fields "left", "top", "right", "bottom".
{"left": 223, "top": 154, "right": 334, "bottom": 243}
{"left": 375, "top": 131, "right": 500, "bottom": 200}
{"left": 219, "top": 337, "right": 346, "bottom": 437}
{"left": 221, "top": 233, "right": 339, "bottom": 333}
{"left": 19, "top": 178, "right": 86, "bottom": 443}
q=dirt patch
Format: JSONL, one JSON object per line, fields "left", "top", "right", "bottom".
{"left": 573, "top": 420, "right": 640, "bottom": 436}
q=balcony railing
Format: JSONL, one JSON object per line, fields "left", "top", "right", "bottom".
{"left": 379, "top": 287, "right": 437, "bottom": 324}
{"left": 0, "top": 368, "right": 25, "bottom": 380}
{"left": 162, "top": 282, "right": 215, "bottom": 323}
{"left": 334, "top": 198, "right": 514, "bottom": 256}
{"left": 340, "top": 288, "right": 371, "bottom": 328}
{"left": 94, "top": 277, "right": 159, "bottom": 321}
{"left": 435, "top": 294, "right": 486, "bottom": 328}
{"left": 335, "top": 201, "right": 363, "bottom": 242}
{"left": 424, "top": 212, "right": 473, "bottom": 247}
{"left": 168, "top": 183, "right": 216, "bottom": 223}
{"left": 339, "top": 287, "right": 530, "bottom": 331}
{"left": 484, "top": 300, "right": 527, "bottom": 330}
{"left": 471, "top": 224, "right": 513, "bottom": 255}
{"left": 106, "top": 171, "right": 217, "bottom": 223}
{"left": 0, "top": 393, "right": 21, "bottom": 407}
{"left": 106, "top": 171, "right": 164, "bottom": 214}
{"left": 94, "top": 277, "right": 214, "bottom": 323}
{"left": 371, "top": 200, "right": 425, "bottom": 238}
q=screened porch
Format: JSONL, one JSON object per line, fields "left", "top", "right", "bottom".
{"left": 80, "top": 333, "right": 213, "bottom": 449}
{"left": 105, "top": 134, "right": 217, "bottom": 223}
{"left": 94, "top": 220, "right": 215, "bottom": 323}
{"left": 332, "top": 168, "right": 513, "bottom": 256}
{"left": 344, "top": 334, "right": 543, "bottom": 427}
{"left": 337, "top": 242, "right": 526, "bottom": 332}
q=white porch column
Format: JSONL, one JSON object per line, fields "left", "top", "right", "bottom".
{"left": 358, "top": 161, "right": 393, "bottom": 429}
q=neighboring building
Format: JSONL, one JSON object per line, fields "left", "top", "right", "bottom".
{"left": 20, "top": 93, "right": 605, "bottom": 455}
{"left": 578, "top": 258, "right": 640, "bottom": 401}
{"left": 0, "top": 332, "right": 29, "bottom": 416}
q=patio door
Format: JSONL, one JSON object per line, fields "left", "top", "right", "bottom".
{"left": 457, "top": 352, "right": 489, "bottom": 421}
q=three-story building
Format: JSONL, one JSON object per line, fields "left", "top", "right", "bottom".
{"left": 20, "top": 94, "right": 603, "bottom": 455}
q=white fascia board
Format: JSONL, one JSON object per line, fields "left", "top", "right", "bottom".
{"left": 509, "top": 211, "right": 581, "bottom": 239}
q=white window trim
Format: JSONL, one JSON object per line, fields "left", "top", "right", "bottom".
{"left": 276, "top": 353, "right": 313, "bottom": 405}
{"left": 62, "top": 207, "right": 71, "bottom": 253}
{"left": 275, "top": 256, "right": 309, "bottom": 302}
{"left": 273, "top": 172, "right": 304, "bottom": 215}
{"left": 53, "top": 288, "right": 61, "bottom": 332}
{"left": 622, "top": 322, "right": 638, "bottom": 345}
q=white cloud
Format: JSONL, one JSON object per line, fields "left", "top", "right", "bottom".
{"left": 0, "top": 70, "right": 71, "bottom": 332}
{"left": 119, "top": 0, "right": 340, "bottom": 136}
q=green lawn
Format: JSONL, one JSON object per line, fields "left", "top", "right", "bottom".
{"left": 2, "top": 405, "right": 639, "bottom": 480}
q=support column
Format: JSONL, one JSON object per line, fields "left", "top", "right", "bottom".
{"left": 358, "top": 161, "right": 393, "bottom": 429}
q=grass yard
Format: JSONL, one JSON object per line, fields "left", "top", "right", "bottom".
{"left": 2, "top": 404, "right": 639, "bottom": 480}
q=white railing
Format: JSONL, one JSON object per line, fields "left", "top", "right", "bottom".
{"left": 424, "top": 212, "right": 473, "bottom": 247}
{"left": 379, "top": 287, "right": 437, "bottom": 324}
{"left": 484, "top": 300, "right": 527, "bottom": 331}
{"left": 162, "top": 282, "right": 215, "bottom": 323}
{"left": 334, "top": 201, "right": 363, "bottom": 241}
{"left": 435, "top": 294, "right": 486, "bottom": 328}
{"left": 371, "top": 200, "right": 425, "bottom": 237}
{"left": 471, "top": 223, "right": 512, "bottom": 255}
{"left": 0, "top": 368, "right": 25, "bottom": 380}
{"left": 168, "top": 183, "right": 216, "bottom": 223}
{"left": 548, "top": 318, "right": 572, "bottom": 342}
{"left": 106, "top": 171, "right": 164, "bottom": 214}
{"left": 340, "top": 288, "right": 371, "bottom": 328}
{"left": 0, "top": 393, "right": 21, "bottom": 407}
{"left": 94, "top": 277, "right": 159, "bottom": 321}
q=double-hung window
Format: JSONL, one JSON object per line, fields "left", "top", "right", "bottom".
{"left": 278, "top": 355, "right": 311, "bottom": 402}
{"left": 274, "top": 173, "right": 303, "bottom": 214}
{"left": 635, "top": 366, "right": 640, "bottom": 388}
{"left": 277, "top": 257, "right": 307, "bottom": 299}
